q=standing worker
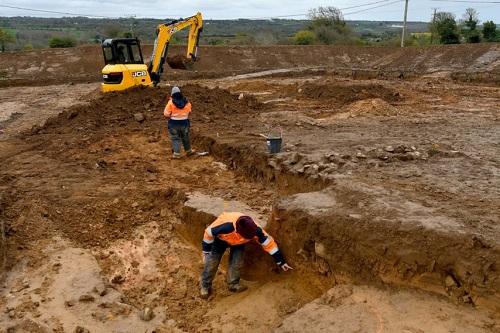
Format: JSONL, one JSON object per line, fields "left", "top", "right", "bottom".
{"left": 200, "top": 212, "right": 293, "bottom": 299}
{"left": 164, "top": 86, "right": 193, "bottom": 159}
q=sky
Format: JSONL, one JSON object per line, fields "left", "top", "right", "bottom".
{"left": 1, "top": 0, "right": 500, "bottom": 22}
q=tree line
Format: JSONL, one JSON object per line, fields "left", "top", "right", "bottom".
{"left": 0, "top": 7, "right": 498, "bottom": 51}
{"left": 293, "top": 6, "right": 498, "bottom": 46}
{"left": 430, "top": 8, "right": 498, "bottom": 44}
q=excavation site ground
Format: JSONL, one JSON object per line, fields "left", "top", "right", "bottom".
{"left": 0, "top": 44, "right": 499, "bottom": 332}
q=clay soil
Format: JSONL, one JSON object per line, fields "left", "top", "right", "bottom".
{"left": 0, "top": 44, "right": 499, "bottom": 332}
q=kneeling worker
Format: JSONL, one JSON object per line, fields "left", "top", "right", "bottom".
{"left": 200, "top": 212, "right": 293, "bottom": 299}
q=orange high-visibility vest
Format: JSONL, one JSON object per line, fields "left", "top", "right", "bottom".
{"left": 164, "top": 99, "right": 192, "bottom": 120}
{"left": 202, "top": 212, "right": 282, "bottom": 264}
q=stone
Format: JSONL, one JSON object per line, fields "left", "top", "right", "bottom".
{"left": 445, "top": 275, "right": 458, "bottom": 288}
{"left": 93, "top": 284, "right": 108, "bottom": 297}
{"left": 75, "top": 326, "right": 90, "bottom": 333}
{"left": 131, "top": 202, "right": 139, "bottom": 208}
{"left": 139, "top": 307, "right": 154, "bottom": 321}
{"left": 395, "top": 153, "right": 414, "bottom": 161}
{"left": 393, "top": 145, "right": 407, "bottom": 154}
{"left": 12, "top": 280, "right": 30, "bottom": 293}
{"left": 211, "top": 161, "right": 228, "bottom": 171}
{"left": 356, "top": 152, "right": 367, "bottom": 159}
{"left": 67, "top": 110, "right": 79, "bottom": 120}
{"left": 111, "top": 275, "right": 125, "bottom": 284}
{"left": 79, "top": 294, "right": 95, "bottom": 302}
{"left": 315, "top": 242, "right": 328, "bottom": 259}
{"left": 409, "top": 151, "right": 421, "bottom": 159}
{"left": 290, "top": 152, "right": 301, "bottom": 165}
{"left": 462, "top": 295, "right": 473, "bottom": 303}
{"left": 268, "top": 159, "right": 278, "bottom": 169}
{"left": 238, "top": 93, "right": 244, "bottom": 100}
{"left": 134, "top": 113, "right": 145, "bottom": 122}
{"left": 96, "top": 159, "right": 107, "bottom": 169}
{"left": 384, "top": 145, "right": 395, "bottom": 153}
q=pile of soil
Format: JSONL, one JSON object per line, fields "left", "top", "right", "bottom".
{"left": 301, "top": 82, "right": 402, "bottom": 107}
{"left": 340, "top": 98, "right": 400, "bottom": 118}
{"left": 36, "top": 84, "right": 263, "bottom": 135}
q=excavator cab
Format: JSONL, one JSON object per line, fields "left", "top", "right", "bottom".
{"left": 102, "top": 38, "right": 145, "bottom": 66}
{"left": 101, "top": 12, "right": 203, "bottom": 93}
{"left": 101, "top": 38, "right": 151, "bottom": 89}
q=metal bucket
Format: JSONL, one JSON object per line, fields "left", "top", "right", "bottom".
{"left": 266, "top": 137, "right": 282, "bottom": 154}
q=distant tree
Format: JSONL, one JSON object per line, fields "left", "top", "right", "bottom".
{"left": 463, "top": 8, "right": 479, "bottom": 29}
{"left": 308, "top": 6, "right": 346, "bottom": 31}
{"left": 103, "top": 24, "right": 123, "bottom": 38}
{"left": 0, "top": 28, "right": 16, "bottom": 52}
{"left": 294, "top": 30, "right": 315, "bottom": 45}
{"left": 461, "top": 8, "right": 481, "bottom": 43}
{"left": 48, "top": 36, "right": 76, "bottom": 48}
{"left": 432, "top": 12, "right": 460, "bottom": 44}
{"left": 254, "top": 32, "right": 278, "bottom": 45}
{"left": 307, "top": 6, "right": 355, "bottom": 44}
{"left": 233, "top": 32, "right": 255, "bottom": 45}
{"left": 483, "top": 21, "right": 498, "bottom": 42}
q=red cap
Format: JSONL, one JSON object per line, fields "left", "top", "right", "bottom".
{"left": 236, "top": 216, "right": 257, "bottom": 239}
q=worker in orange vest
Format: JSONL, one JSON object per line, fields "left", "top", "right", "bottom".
{"left": 164, "top": 86, "right": 193, "bottom": 159}
{"left": 200, "top": 212, "right": 293, "bottom": 299}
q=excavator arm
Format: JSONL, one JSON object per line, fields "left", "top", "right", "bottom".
{"left": 147, "top": 12, "right": 203, "bottom": 85}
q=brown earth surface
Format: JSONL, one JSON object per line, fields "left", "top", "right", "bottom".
{"left": 0, "top": 44, "right": 499, "bottom": 332}
{"left": 1, "top": 43, "right": 500, "bottom": 87}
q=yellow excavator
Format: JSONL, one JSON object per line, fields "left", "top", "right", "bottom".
{"left": 101, "top": 12, "right": 203, "bottom": 92}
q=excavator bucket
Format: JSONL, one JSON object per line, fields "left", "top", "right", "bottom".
{"left": 167, "top": 55, "right": 195, "bottom": 70}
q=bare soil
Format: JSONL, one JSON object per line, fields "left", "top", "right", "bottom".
{"left": 0, "top": 44, "right": 499, "bottom": 332}
{"left": 1, "top": 43, "right": 499, "bottom": 87}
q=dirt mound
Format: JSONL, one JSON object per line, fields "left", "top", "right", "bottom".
{"left": 35, "top": 84, "right": 263, "bottom": 135}
{"left": 301, "top": 82, "right": 402, "bottom": 107}
{"left": 340, "top": 98, "right": 400, "bottom": 118}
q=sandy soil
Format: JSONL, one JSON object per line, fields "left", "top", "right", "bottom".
{"left": 1, "top": 44, "right": 499, "bottom": 332}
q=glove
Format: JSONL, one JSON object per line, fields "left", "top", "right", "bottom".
{"left": 280, "top": 263, "right": 293, "bottom": 271}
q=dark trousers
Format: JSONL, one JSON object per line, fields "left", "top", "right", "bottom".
{"left": 167, "top": 121, "right": 191, "bottom": 154}
{"left": 201, "top": 238, "right": 245, "bottom": 289}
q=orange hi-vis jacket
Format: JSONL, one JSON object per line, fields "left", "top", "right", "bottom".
{"left": 164, "top": 99, "right": 192, "bottom": 120}
{"left": 202, "top": 212, "right": 285, "bottom": 265}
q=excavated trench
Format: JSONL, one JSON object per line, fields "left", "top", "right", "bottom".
{"left": 185, "top": 135, "right": 500, "bottom": 312}
{"left": 1, "top": 82, "right": 499, "bottom": 331}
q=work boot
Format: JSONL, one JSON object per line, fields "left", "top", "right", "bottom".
{"left": 172, "top": 153, "right": 181, "bottom": 159}
{"left": 200, "top": 286, "right": 211, "bottom": 299}
{"left": 186, "top": 149, "right": 195, "bottom": 157}
{"left": 228, "top": 284, "right": 248, "bottom": 293}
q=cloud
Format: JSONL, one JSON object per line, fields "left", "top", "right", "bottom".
{"left": 2, "top": 0, "right": 500, "bottom": 21}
